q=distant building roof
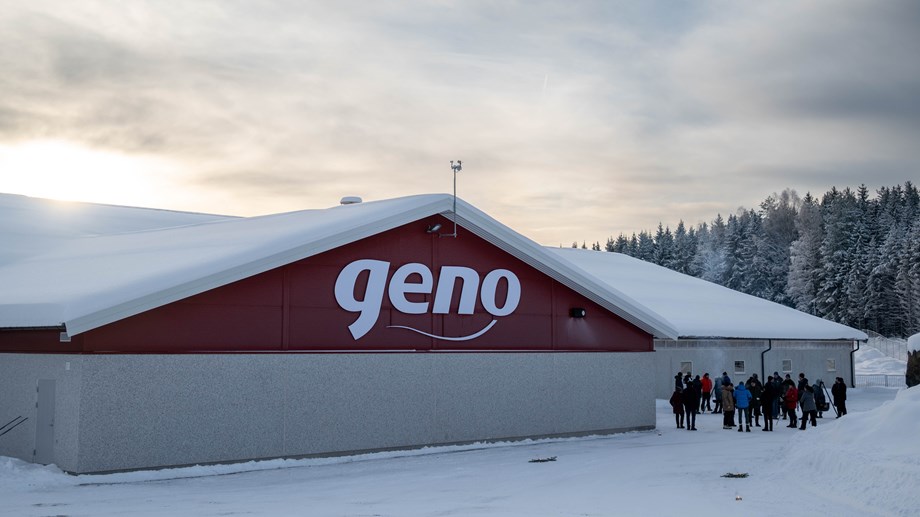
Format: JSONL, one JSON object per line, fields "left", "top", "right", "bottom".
{"left": 549, "top": 248, "right": 867, "bottom": 341}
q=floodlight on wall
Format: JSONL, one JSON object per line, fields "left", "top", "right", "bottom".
{"left": 570, "top": 307, "right": 587, "bottom": 318}
{"left": 426, "top": 223, "right": 442, "bottom": 234}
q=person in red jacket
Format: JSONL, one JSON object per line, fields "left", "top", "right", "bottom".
{"left": 700, "top": 373, "right": 713, "bottom": 413}
{"left": 785, "top": 385, "right": 799, "bottom": 428}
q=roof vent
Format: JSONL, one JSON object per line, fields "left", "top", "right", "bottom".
{"left": 340, "top": 196, "right": 363, "bottom": 205}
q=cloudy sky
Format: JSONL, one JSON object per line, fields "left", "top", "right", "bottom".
{"left": 1, "top": 0, "right": 918, "bottom": 245}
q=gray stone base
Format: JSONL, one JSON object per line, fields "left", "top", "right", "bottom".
{"left": 1, "top": 352, "right": 653, "bottom": 473}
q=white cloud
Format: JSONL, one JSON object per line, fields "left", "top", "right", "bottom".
{"left": 0, "top": 0, "right": 917, "bottom": 244}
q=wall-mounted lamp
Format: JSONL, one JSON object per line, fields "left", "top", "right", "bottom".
{"left": 570, "top": 308, "right": 587, "bottom": 318}
{"left": 426, "top": 223, "right": 443, "bottom": 234}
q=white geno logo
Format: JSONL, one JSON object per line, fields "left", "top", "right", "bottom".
{"left": 334, "top": 259, "right": 521, "bottom": 341}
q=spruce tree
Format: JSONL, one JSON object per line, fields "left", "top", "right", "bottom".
{"left": 788, "top": 194, "right": 823, "bottom": 315}
{"left": 694, "top": 216, "right": 727, "bottom": 284}
{"left": 653, "top": 223, "right": 674, "bottom": 267}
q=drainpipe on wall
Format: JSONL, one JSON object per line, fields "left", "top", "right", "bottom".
{"left": 761, "top": 339, "right": 772, "bottom": 381}
{"left": 850, "top": 340, "right": 861, "bottom": 388}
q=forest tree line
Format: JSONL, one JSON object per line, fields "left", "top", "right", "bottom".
{"left": 581, "top": 183, "right": 920, "bottom": 338}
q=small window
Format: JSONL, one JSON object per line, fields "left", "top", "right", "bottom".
{"left": 734, "top": 361, "right": 745, "bottom": 374}
{"left": 680, "top": 362, "right": 693, "bottom": 375}
{"left": 782, "top": 359, "right": 792, "bottom": 373}
{"left": 826, "top": 359, "right": 837, "bottom": 372}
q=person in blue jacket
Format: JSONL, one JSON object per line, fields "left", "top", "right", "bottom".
{"left": 734, "top": 381, "right": 753, "bottom": 432}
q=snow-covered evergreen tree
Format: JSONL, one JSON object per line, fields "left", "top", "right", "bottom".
{"left": 866, "top": 227, "right": 904, "bottom": 336}
{"left": 788, "top": 193, "right": 823, "bottom": 315}
{"left": 653, "top": 223, "right": 674, "bottom": 267}
{"left": 816, "top": 188, "right": 860, "bottom": 322}
{"left": 670, "top": 221, "right": 696, "bottom": 275}
{"left": 582, "top": 183, "right": 920, "bottom": 336}
{"left": 694, "top": 215, "right": 727, "bottom": 284}
{"left": 636, "top": 231, "right": 655, "bottom": 262}
{"left": 760, "top": 190, "right": 800, "bottom": 306}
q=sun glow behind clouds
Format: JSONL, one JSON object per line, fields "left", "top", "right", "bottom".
{"left": 0, "top": 140, "right": 188, "bottom": 207}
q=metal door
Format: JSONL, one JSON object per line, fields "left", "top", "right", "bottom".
{"left": 34, "top": 379, "right": 55, "bottom": 465}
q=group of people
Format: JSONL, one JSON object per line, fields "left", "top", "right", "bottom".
{"left": 669, "top": 371, "right": 849, "bottom": 433}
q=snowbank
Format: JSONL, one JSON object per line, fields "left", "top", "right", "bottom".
{"left": 909, "top": 333, "right": 920, "bottom": 353}
{"left": 0, "top": 456, "right": 76, "bottom": 490}
{"left": 766, "top": 386, "right": 920, "bottom": 516}
{"left": 855, "top": 346, "right": 907, "bottom": 375}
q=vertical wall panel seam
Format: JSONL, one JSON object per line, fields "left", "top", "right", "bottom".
{"left": 282, "top": 268, "right": 291, "bottom": 350}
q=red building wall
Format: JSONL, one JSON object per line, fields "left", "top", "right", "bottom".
{"left": 1, "top": 216, "right": 652, "bottom": 353}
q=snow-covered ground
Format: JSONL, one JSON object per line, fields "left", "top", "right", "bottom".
{"left": 2, "top": 386, "right": 916, "bottom": 517}
{"left": 855, "top": 346, "right": 907, "bottom": 375}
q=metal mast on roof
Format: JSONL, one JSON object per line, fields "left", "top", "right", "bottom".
{"left": 447, "top": 159, "right": 461, "bottom": 238}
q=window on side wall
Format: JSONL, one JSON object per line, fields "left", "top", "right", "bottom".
{"left": 782, "top": 359, "right": 792, "bottom": 373}
{"left": 827, "top": 359, "right": 836, "bottom": 372}
{"left": 680, "top": 361, "right": 693, "bottom": 375}
{"left": 734, "top": 360, "right": 745, "bottom": 375}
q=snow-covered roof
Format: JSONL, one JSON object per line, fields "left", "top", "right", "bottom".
{"left": 0, "top": 193, "right": 233, "bottom": 264}
{"left": 549, "top": 248, "right": 868, "bottom": 341}
{"left": 0, "top": 193, "right": 679, "bottom": 339}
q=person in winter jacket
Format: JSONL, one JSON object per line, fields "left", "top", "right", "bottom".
{"left": 785, "top": 385, "right": 799, "bottom": 428}
{"left": 669, "top": 387, "right": 684, "bottom": 428}
{"left": 674, "top": 371, "right": 684, "bottom": 391}
{"left": 682, "top": 382, "right": 700, "bottom": 431}
{"left": 832, "top": 377, "right": 848, "bottom": 417}
{"left": 813, "top": 379, "right": 827, "bottom": 418}
{"left": 721, "top": 383, "right": 735, "bottom": 429}
{"left": 781, "top": 374, "right": 795, "bottom": 420}
{"left": 799, "top": 385, "right": 818, "bottom": 429}
{"left": 747, "top": 374, "right": 763, "bottom": 427}
{"left": 760, "top": 376, "right": 776, "bottom": 431}
{"left": 700, "top": 373, "right": 713, "bottom": 413}
{"left": 713, "top": 375, "right": 723, "bottom": 414}
{"left": 771, "top": 372, "right": 782, "bottom": 419}
{"left": 797, "top": 373, "right": 809, "bottom": 407}
{"left": 734, "top": 381, "right": 753, "bottom": 432}
{"left": 721, "top": 372, "right": 731, "bottom": 387}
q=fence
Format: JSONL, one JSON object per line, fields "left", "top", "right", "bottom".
{"left": 854, "top": 374, "right": 906, "bottom": 388}
{"left": 864, "top": 331, "right": 908, "bottom": 362}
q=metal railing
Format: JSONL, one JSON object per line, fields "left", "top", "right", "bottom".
{"left": 854, "top": 374, "right": 906, "bottom": 388}
{"left": 864, "top": 331, "right": 908, "bottom": 362}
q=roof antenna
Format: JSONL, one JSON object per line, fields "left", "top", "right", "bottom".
{"left": 444, "top": 159, "right": 461, "bottom": 238}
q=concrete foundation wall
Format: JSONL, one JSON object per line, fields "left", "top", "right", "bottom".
{"left": 0, "top": 355, "right": 84, "bottom": 470}
{"left": 654, "top": 340, "right": 855, "bottom": 399}
{"left": 1, "top": 352, "right": 653, "bottom": 473}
